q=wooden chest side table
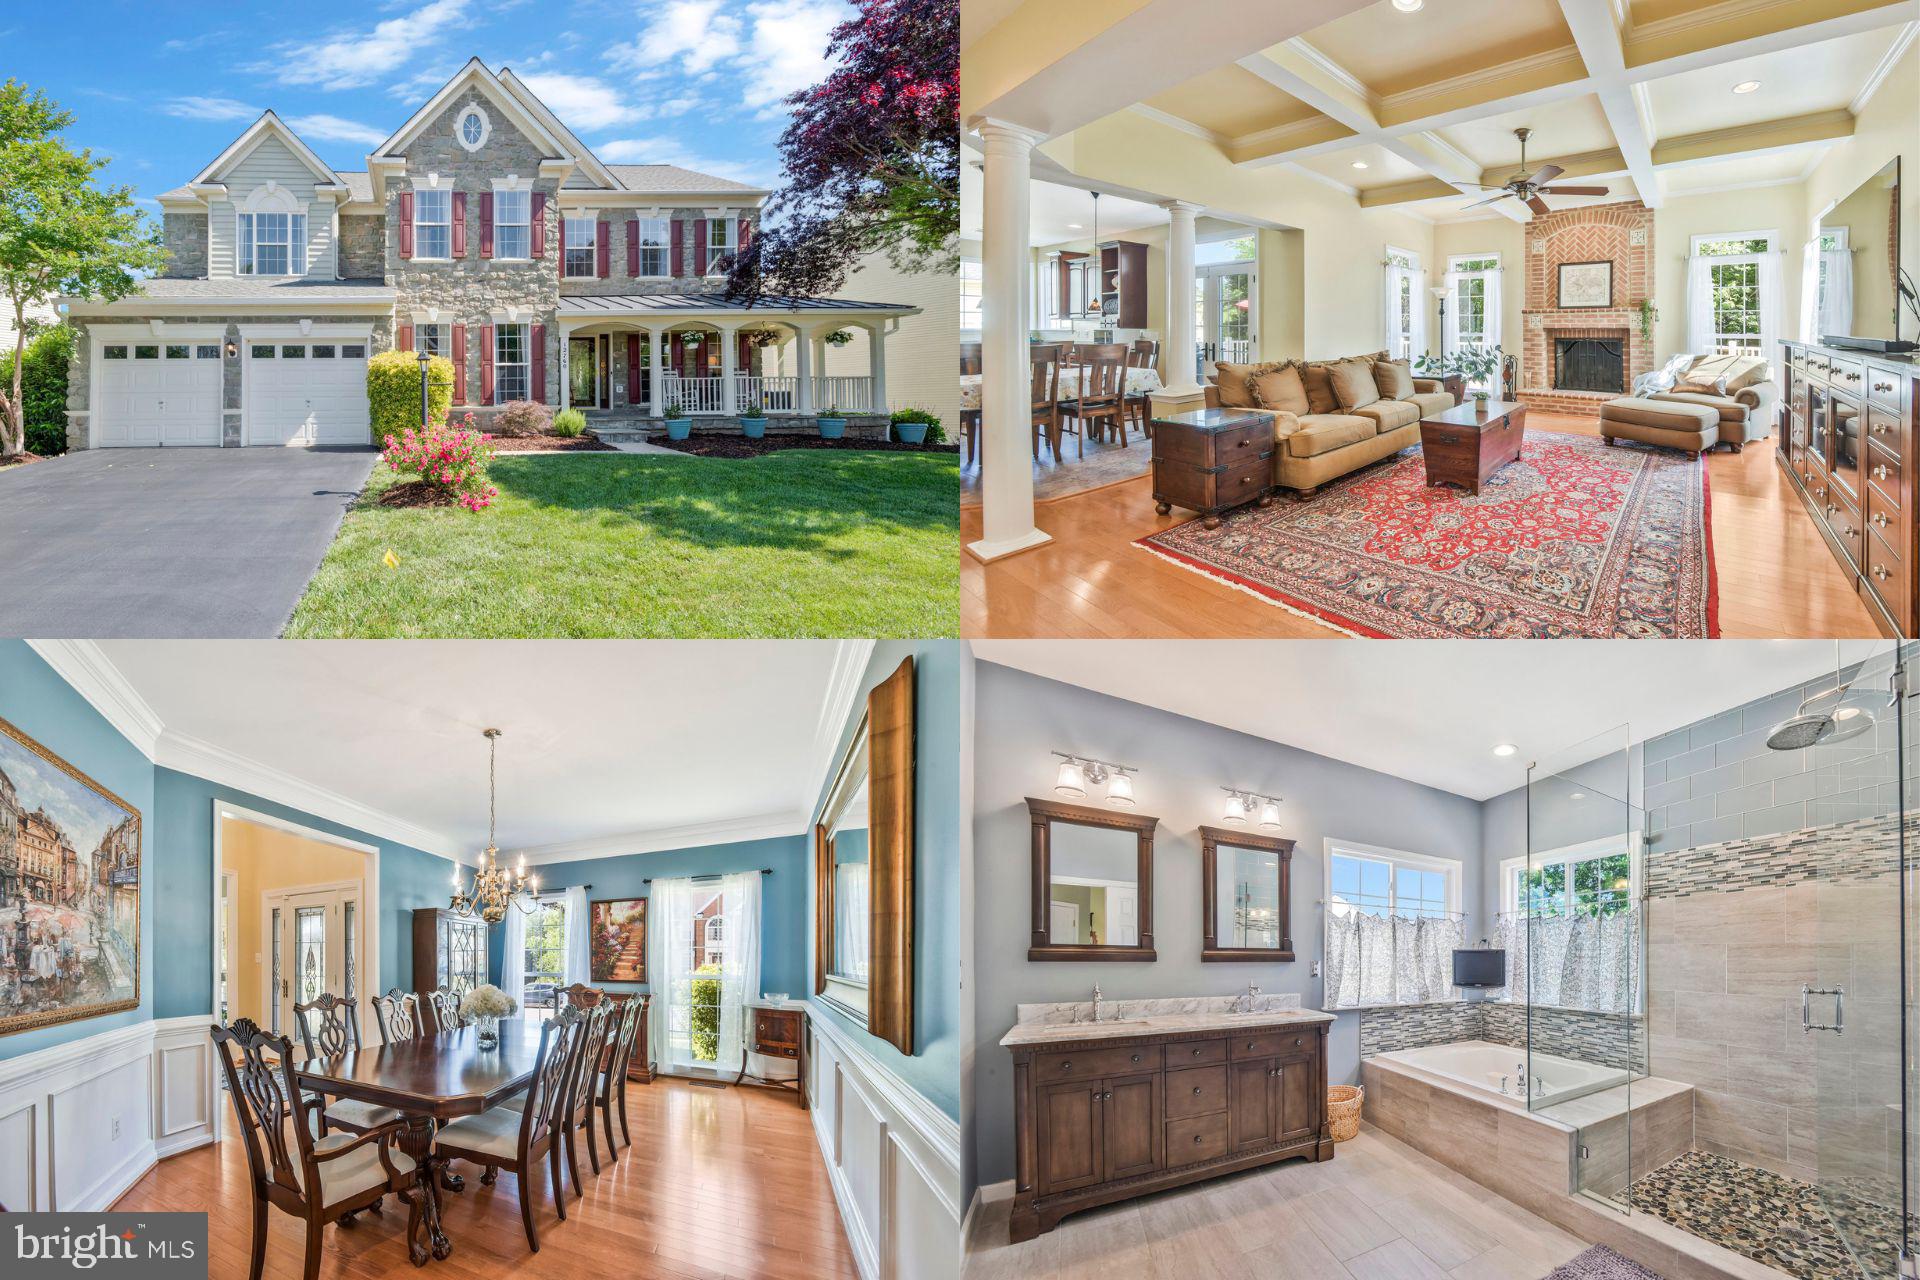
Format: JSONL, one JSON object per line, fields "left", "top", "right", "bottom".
{"left": 735, "top": 999, "right": 809, "bottom": 1109}
{"left": 1151, "top": 408, "right": 1275, "bottom": 528}
{"left": 1418, "top": 399, "right": 1527, "bottom": 495}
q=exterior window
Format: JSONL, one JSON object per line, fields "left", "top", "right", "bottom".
{"left": 342, "top": 344, "right": 366, "bottom": 359}
{"left": 706, "top": 218, "right": 736, "bottom": 274}
{"left": 1695, "top": 235, "right": 1773, "bottom": 355}
{"left": 1327, "top": 846, "right": 1457, "bottom": 919}
{"left": 495, "top": 324, "right": 529, "bottom": 402}
{"left": 414, "top": 324, "right": 445, "bottom": 356}
{"left": 634, "top": 217, "right": 669, "bottom": 276}
{"left": 281, "top": 345, "right": 305, "bottom": 359}
{"left": 564, "top": 217, "right": 596, "bottom": 278}
{"left": 135, "top": 346, "right": 158, "bottom": 359}
{"left": 1447, "top": 254, "right": 1501, "bottom": 387}
{"left": 165, "top": 344, "right": 189, "bottom": 359}
{"left": 959, "top": 259, "right": 982, "bottom": 330}
{"left": 103, "top": 345, "right": 127, "bottom": 359}
{"left": 195, "top": 345, "right": 220, "bottom": 359}
{"left": 520, "top": 896, "right": 567, "bottom": 1018}
{"left": 495, "top": 190, "right": 530, "bottom": 260}
{"left": 313, "top": 344, "right": 336, "bottom": 359}
{"left": 250, "top": 345, "right": 275, "bottom": 359}
{"left": 239, "top": 211, "right": 306, "bottom": 276}
{"left": 414, "top": 189, "right": 451, "bottom": 260}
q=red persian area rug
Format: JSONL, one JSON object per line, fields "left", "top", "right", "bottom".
{"left": 1137, "top": 430, "right": 1717, "bottom": 638}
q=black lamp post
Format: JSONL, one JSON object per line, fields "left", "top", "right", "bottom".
{"left": 416, "top": 347, "right": 432, "bottom": 429}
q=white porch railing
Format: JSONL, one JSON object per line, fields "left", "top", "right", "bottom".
{"left": 660, "top": 374, "right": 877, "bottom": 414}
{"left": 811, "top": 376, "right": 874, "bottom": 413}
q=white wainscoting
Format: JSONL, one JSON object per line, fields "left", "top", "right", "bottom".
{"left": 0, "top": 1015, "right": 216, "bottom": 1212}
{"left": 805, "top": 1008, "right": 962, "bottom": 1280}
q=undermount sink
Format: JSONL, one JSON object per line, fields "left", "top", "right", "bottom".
{"left": 1080, "top": 1018, "right": 1153, "bottom": 1030}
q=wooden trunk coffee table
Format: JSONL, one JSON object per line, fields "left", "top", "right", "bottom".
{"left": 1418, "top": 399, "right": 1527, "bottom": 495}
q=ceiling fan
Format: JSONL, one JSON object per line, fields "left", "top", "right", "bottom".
{"left": 1462, "top": 127, "right": 1609, "bottom": 215}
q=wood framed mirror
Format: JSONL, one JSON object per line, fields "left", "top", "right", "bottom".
{"left": 814, "top": 656, "right": 915, "bottom": 1053}
{"left": 1026, "top": 797, "right": 1157, "bottom": 961}
{"left": 1199, "top": 825, "right": 1294, "bottom": 962}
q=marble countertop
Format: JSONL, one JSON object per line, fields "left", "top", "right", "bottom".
{"left": 1001, "top": 1006, "right": 1334, "bottom": 1048}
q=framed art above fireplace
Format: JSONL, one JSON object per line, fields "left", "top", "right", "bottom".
{"left": 1557, "top": 260, "right": 1614, "bottom": 309}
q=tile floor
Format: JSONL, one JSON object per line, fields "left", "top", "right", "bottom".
{"left": 965, "top": 1125, "right": 1591, "bottom": 1280}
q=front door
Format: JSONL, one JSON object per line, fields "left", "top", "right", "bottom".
{"left": 268, "top": 885, "right": 361, "bottom": 1044}
{"left": 569, "top": 338, "right": 597, "bottom": 409}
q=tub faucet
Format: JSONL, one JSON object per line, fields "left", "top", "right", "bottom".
{"left": 1235, "top": 982, "right": 1261, "bottom": 1014}
{"left": 1092, "top": 984, "right": 1104, "bottom": 1024}
{"left": 1514, "top": 1062, "right": 1527, "bottom": 1097}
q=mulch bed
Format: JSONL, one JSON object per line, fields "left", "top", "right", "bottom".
{"left": 376, "top": 480, "right": 460, "bottom": 508}
{"left": 648, "top": 435, "right": 959, "bottom": 459}
{"left": 490, "top": 435, "right": 617, "bottom": 453}
{"left": 0, "top": 452, "right": 46, "bottom": 471}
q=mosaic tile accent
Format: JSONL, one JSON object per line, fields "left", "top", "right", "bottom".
{"left": 1646, "top": 811, "right": 1903, "bottom": 898}
{"left": 1629, "top": 1151, "right": 1902, "bottom": 1280}
{"left": 1360, "top": 1000, "right": 1645, "bottom": 1072}
{"left": 1358, "top": 1001, "right": 1482, "bottom": 1056}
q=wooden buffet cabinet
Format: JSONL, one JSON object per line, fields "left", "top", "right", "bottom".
{"left": 1004, "top": 1012, "right": 1333, "bottom": 1240}
{"left": 1779, "top": 340, "right": 1920, "bottom": 635}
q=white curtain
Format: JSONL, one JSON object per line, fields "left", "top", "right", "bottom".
{"left": 1686, "top": 253, "right": 1716, "bottom": 355}
{"left": 1441, "top": 272, "right": 1462, "bottom": 356}
{"left": 1410, "top": 269, "right": 1429, "bottom": 361}
{"left": 1820, "top": 247, "right": 1854, "bottom": 340}
{"left": 1323, "top": 910, "right": 1464, "bottom": 1009}
{"left": 833, "top": 864, "right": 871, "bottom": 980}
{"left": 561, "top": 886, "right": 590, "bottom": 985}
{"left": 1482, "top": 267, "right": 1503, "bottom": 356}
{"left": 1495, "top": 909, "right": 1641, "bottom": 1014}
{"left": 649, "top": 877, "right": 695, "bottom": 1070}
{"left": 1799, "top": 239, "right": 1822, "bottom": 341}
{"left": 1758, "top": 248, "right": 1784, "bottom": 361}
{"left": 716, "top": 872, "right": 762, "bottom": 1076}
{"left": 499, "top": 905, "right": 527, "bottom": 1018}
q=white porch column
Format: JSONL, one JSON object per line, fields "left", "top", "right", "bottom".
{"left": 969, "top": 117, "right": 1051, "bottom": 563}
{"left": 1153, "top": 199, "right": 1205, "bottom": 414}
{"left": 718, "top": 323, "right": 739, "bottom": 415}
{"left": 645, "top": 326, "right": 666, "bottom": 417}
{"left": 867, "top": 322, "right": 888, "bottom": 414}
{"left": 795, "top": 325, "right": 816, "bottom": 415}
{"left": 558, "top": 321, "right": 573, "bottom": 411}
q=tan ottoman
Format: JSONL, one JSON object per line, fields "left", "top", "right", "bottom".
{"left": 1598, "top": 397, "right": 1719, "bottom": 456}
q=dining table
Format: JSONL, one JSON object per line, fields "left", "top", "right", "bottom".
{"left": 296, "top": 1021, "right": 540, "bottom": 1267}
{"left": 959, "top": 364, "right": 1164, "bottom": 412}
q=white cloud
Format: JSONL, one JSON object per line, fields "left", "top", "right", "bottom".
{"left": 739, "top": 0, "right": 846, "bottom": 115}
{"left": 285, "top": 114, "right": 389, "bottom": 147}
{"left": 609, "top": 0, "right": 848, "bottom": 119}
{"left": 613, "top": 0, "right": 743, "bottom": 76}
{"left": 161, "top": 96, "right": 260, "bottom": 122}
{"left": 514, "top": 72, "right": 644, "bottom": 132}
{"left": 257, "top": 0, "right": 464, "bottom": 90}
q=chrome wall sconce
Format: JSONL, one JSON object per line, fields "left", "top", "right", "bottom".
{"left": 1052, "top": 751, "right": 1138, "bottom": 808}
{"left": 1221, "top": 787, "right": 1285, "bottom": 831}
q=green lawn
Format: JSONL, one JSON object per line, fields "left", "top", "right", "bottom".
{"left": 284, "top": 450, "right": 959, "bottom": 637}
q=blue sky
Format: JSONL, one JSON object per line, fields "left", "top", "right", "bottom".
{"left": 2, "top": 0, "right": 853, "bottom": 207}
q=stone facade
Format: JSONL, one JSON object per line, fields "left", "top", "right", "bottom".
{"left": 1519, "top": 200, "right": 1655, "bottom": 417}
{"left": 337, "top": 214, "right": 387, "bottom": 279}
{"left": 161, "top": 213, "right": 208, "bottom": 279}
{"left": 556, "top": 210, "right": 751, "bottom": 298}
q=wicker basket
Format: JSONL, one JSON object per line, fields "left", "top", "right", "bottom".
{"left": 1327, "top": 1085, "right": 1364, "bottom": 1142}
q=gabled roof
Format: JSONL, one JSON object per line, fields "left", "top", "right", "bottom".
{"left": 190, "top": 111, "right": 346, "bottom": 192}
{"left": 606, "top": 166, "right": 768, "bottom": 196}
{"left": 158, "top": 169, "right": 372, "bottom": 204}
{"left": 496, "top": 67, "right": 618, "bottom": 192}
{"left": 371, "top": 57, "right": 573, "bottom": 168}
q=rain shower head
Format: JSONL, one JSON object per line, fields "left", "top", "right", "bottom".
{"left": 1764, "top": 641, "right": 1892, "bottom": 750}
{"left": 1764, "top": 711, "right": 1836, "bottom": 751}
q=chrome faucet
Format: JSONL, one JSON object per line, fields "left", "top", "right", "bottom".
{"left": 1514, "top": 1062, "right": 1527, "bottom": 1097}
{"left": 1235, "top": 982, "right": 1261, "bottom": 1014}
{"left": 1091, "top": 984, "right": 1104, "bottom": 1024}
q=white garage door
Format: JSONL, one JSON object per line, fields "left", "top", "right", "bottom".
{"left": 247, "top": 340, "right": 371, "bottom": 446}
{"left": 95, "top": 340, "right": 222, "bottom": 446}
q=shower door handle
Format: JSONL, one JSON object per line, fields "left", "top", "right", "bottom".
{"left": 1802, "top": 984, "right": 1844, "bottom": 1034}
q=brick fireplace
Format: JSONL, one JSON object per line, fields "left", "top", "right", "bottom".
{"left": 1520, "top": 200, "right": 1654, "bottom": 417}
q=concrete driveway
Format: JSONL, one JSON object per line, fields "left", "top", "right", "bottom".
{"left": 0, "top": 448, "right": 378, "bottom": 637}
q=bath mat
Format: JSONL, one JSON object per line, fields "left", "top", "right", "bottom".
{"left": 1136, "top": 431, "right": 1717, "bottom": 638}
{"left": 1544, "top": 1245, "right": 1667, "bottom": 1279}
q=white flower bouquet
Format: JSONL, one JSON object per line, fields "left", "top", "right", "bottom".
{"left": 460, "top": 983, "right": 518, "bottom": 1020}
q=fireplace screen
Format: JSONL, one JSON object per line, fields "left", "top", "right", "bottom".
{"left": 1555, "top": 338, "right": 1624, "bottom": 393}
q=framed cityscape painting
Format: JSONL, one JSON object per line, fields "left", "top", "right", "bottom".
{"left": 589, "top": 897, "right": 647, "bottom": 983}
{"left": 0, "top": 714, "right": 141, "bottom": 1036}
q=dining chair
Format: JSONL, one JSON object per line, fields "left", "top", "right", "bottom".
{"left": 433, "top": 1005, "right": 582, "bottom": 1253}
{"left": 1060, "top": 343, "right": 1129, "bottom": 448}
{"left": 425, "top": 987, "right": 465, "bottom": 1034}
{"left": 372, "top": 988, "right": 425, "bottom": 1043}
{"left": 556, "top": 981, "right": 606, "bottom": 1010}
{"left": 1125, "top": 339, "right": 1160, "bottom": 440}
{"left": 211, "top": 1016, "right": 420, "bottom": 1280}
{"left": 960, "top": 340, "right": 984, "bottom": 466}
{"left": 292, "top": 992, "right": 400, "bottom": 1138}
{"left": 959, "top": 341, "right": 982, "bottom": 376}
{"left": 1029, "top": 344, "right": 1068, "bottom": 460}
{"left": 595, "top": 994, "right": 646, "bottom": 1154}
{"left": 560, "top": 998, "right": 615, "bottom": 1194}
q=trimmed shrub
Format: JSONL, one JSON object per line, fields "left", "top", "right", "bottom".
{"left": 891, "top": 406, "right": 945, "bottom": 444}
{"left": 690, "top": 966, "right": 722, "bottom": 1061}
{"left": 0, "top": 324, "right": 74, "bottom": 455}
{"left": 493, "top": 399, "right": 553, "bottom": 438}
{"left": 551, "top": 408, "right": 587, "bottom": 438}
{"left": 381, "top": 412, "right": 499, "bottom": 511}
{"left": 367, "top": 349, "right": 453, "bottom": 438}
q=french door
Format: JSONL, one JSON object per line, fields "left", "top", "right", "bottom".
{"left": 1195, "top": 262, "right": 1257, "bottom": 373}
{"left": 267, "top": 884, "right": 362, "bottom": 1043}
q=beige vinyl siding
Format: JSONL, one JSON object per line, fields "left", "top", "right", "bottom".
{"left": 207, "top": 134, "right": 335, "bottom": 279}
{"left": 815, "top": 252, "right": 959, "bottom": 431}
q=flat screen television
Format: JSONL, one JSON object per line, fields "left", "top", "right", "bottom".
{"left": 1452, "top": 947, "right": 1506, "bottom": 988}
{"left": 1816, "top": 156, "right": 1910, "bottom": 348}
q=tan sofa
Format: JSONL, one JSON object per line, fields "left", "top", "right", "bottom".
{"left": 1204, "top": 353, "right": 1458, "bottom": 495}
{"left": 1625, "top": 351, "right": 1778, "bottom": 451}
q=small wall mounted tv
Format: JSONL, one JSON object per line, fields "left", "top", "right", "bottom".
{"left": 1816, "top": 156, "right": 1913, "bottom": 349}
{"left": 1452, "top": 947, "right": 1506, "bottom": 988}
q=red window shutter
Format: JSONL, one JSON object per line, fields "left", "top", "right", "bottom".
{"left": 530, "top": 324, "right": 547, "bottom": 404}
{"left": 451, "top": 191, "right": 467, "bottom": 257}
{"left": 670, "top": 333, "right": 684, "bottom": 376}
{"left": 626, "top": 220, "right": 640, "bottom": 278}
{"left": 596, "top": 221, "right": 610, "bottom": 279}
{"left": 693, "top": 218, "right": 708, "bottom": 277}
{"left": 670, "top": 219, "right": 684, "bottom": 278}
{"left": 738, "top": 218, "right": 751, "bottom": 257}
{"left": 453, "top": 325, "right": 468, "bottom": 403}
{"left": 530, "top": 193, "right": 546, "bottom": 259}
{"left": 397, "top": 323, "right": 414, "bottom": 354}
{"left": 627, "top": 334, "right": 641, "bottom": 403}
{"left": 736, "top": 333, "right": 750, "bottom": 369}
{"left": 479, "top": 193, "right": 494, "bottom": 260}
{"left": 398, "top": 191, "right": 414, "bottom": 259}
{"left": 480, "top": 324, "right": 495, "bottom": 405}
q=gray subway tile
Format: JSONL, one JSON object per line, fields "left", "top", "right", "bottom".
{"left": 1646, "top": 730, "right": 1692, "bottom": 765}
{"left": 1646, "top": 777, "right": 1691, "bottom": 809}
{"left": 1692, "top": 710, "right": 1745, "bottom": 750}
{"left": 1651, "top": 825, "right": 1692, "bottom": 855}
{"left": 1667, "top": 794, "right": 1717, "bottom": 826}
{"left": 1770, "top": 770, "right": 1816, "bottom": 806}
{"left": 1671, "top": 745, "right": 1718, "bottom": 778}
{"left": 1697, "top": 761, "right": 1745, "bottom": 797}
{"left": 1744, "top": 803, "right": 1808, "bottom": 839}
{"left": 1690, "top": 814, "right": 1744, "bottom": 847}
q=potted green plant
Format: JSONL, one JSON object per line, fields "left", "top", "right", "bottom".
{"left": 663, "top": 401, "right": 693, "bottom": 441}
{"left": 739, "top": 394, "right": 768, "bottom": 439}
{"left": 1637, "top": 298, "right": 1658, "bottom": 344}
{"left": 1416, "top": 345, "right": 1504, "bottom": 407}
{"left": 890, "top": 407, "right": 939, "bottom": 445}
{"left": 817, "top": 405, "right": 848, "bottom": 439}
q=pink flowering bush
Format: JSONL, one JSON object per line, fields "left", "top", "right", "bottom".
{"left": 381, "top": 413, "right": 500, "bottom": 511}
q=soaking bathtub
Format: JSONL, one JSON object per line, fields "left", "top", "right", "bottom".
{"left": 1374, "top": 1039, "right": 1629, "bottom": 1107}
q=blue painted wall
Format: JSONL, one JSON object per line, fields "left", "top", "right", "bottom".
{"left": 808, "top": 640, "right": 961, "bottom": 1122}
{"left": 0, "top": 642, "right": 156, "bottom": 1062}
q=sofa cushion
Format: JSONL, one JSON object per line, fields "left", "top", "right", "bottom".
{"left": 1286, "top": 414, "right": 1376, "bottom": 459}
{"left": 1406, "top": 391, "right": 1455, "bottom": 417}
{"left": 1250, "top": 364, "right": 1309, "bottom": 414}
{"left": 1328, "top": 359, "right": 1381, "bottom": 411}
{"left": 1650, "top": 391, "right": 1749, "bottom": 424}
{"left": 1673, "top": 377, "right": 1730, "bottom": 397}
{"left": 1297, "top": 363, "right": 1339, "bottom": 415}
{"left": 1686, "top": 353, "right": 1769, "bottom": 392}
{"left": 1212, "top": 361, "right": 1258, "bottom": 407}
{"left": 1351, "top": 400, "right": 1418, "bottom": 432}
{"left": 1372, "top": 360, "right": 1416, "bottom": 401}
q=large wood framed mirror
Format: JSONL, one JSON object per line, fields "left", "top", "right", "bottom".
{"left": 1199, "top": 825, "right": 1294, "bottom": 962}
{"left": 814, "top": 656, "right": 915, "bottom": 1053}
{"left": 1026, "top": 797, "right": 1158, "bottom": 961}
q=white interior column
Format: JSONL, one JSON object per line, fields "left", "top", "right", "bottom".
{"left": 969, "top": 118, "right": 1050, "bottom": 562}
{"left": 867, "top": 323, "right": 888, "bottom": 414}
{"left": 795, "top": 325, "right": 816, "bottom": 415}
{"left": 718, "top": 323, "right": 739, "bottom": 415}
{"left": 1152, "top": 199, "right": 1205, "bottom": 415}
{"left": 559, "top": 324, "right": 572, "bottom": 411}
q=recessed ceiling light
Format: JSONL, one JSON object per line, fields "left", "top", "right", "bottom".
{"left": 1066, "top": 223, "right": 1083, "bottom": 229}
{"left": 1392, "top": 0, "right": 1424, "bottom": 10}
{"left": 1352, "top": 160, "right": 1369, "bottom": 170}
{"left": 1492, "top": 743, "right": 1518, "bottom": 757}
{"left": 1732, "top": 80, "right": 1761, "bottom": 94}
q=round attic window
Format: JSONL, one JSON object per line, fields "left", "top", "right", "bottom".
{"left": 456, "top": 105, "right": 490, "bottom": 153}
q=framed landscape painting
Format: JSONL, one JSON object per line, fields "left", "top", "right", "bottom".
{"left": 0, "top": 714, "right": 141, "bottom": 1036}
{"left": 590, "top": 897, "right": 647, "bottom": 983}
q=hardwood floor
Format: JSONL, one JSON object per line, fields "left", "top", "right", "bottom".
{"left": 961, "top": 412, "right": 1881, "bottom": 639}
{"left": 115, "top": 1077, "right": 857, "bottom": 1280}
{"left": 964, "top": 1125, "right": 1592, "bottom": 1280}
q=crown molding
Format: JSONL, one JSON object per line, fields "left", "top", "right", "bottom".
{"left": 1376, "top": 46, "right": 1592, "bottom": 118}
{"left": 502, "top": 807, "right": 811, "bottom": 867}
{"left": 1852, "top": 21, "right": 1920, "bottom": 116}
{"left": 1284, "top": 38, "right": 1376, "bottom": 110}
{"left": 24, "top": 641, "right": 165, "bottom": 757}
{"left": 1127, "top": 104, "right": 1230, "bottom": 148}
{"left": 1283, "top": 162, "right": 1359, "bottom": 199}
{"left": 810, "top": 639, "right": 877, "bottom": 816}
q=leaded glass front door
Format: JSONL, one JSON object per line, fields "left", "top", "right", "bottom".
{"left": 270, "top": 886, "right": 362, "bottom": 1043}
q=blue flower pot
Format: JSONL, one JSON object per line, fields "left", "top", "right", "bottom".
{"left": 740, "top": 416, "right": 768, "bottom": 439}
{"left": 665, "top": 417, "right": 693, "bottom": 441}
{"left": 893, "top": 422, "right": 928, "bottom": 445}
{"left": 818, "top": 416, "right": 848, "bottom": 439}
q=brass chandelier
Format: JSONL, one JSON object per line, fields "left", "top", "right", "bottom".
{"left": 449, "top": 728, "right": 538, "bottom": 924}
